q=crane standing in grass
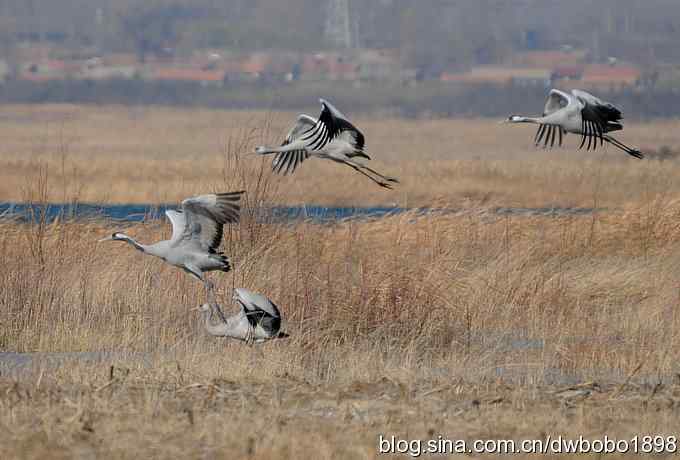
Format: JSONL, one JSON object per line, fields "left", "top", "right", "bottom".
{"left": 504, "top": 88, "right": 643, "bottom": 159}
{"left": 197, "top": 288, "right": 288, "bottom": 343}
{"left": 255, "top": 98, "right": 400, "bottom": 189}
{"left": 99, "top": 191, "right": 244, "bottom": 302}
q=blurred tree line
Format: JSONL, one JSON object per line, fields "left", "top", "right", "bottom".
{"left": 0, "top": 0, "right": 679, "bottom": 118}
{"left": 0, "top": 77, "right": 677, "bottom": 120}
{"left": 0, "top": 0, "right": 679, "bottom": 68}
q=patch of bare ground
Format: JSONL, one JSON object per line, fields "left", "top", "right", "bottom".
{"left": 1, "top": 365, "right": 679, "bottom": 459}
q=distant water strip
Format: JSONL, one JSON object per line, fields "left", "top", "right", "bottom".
{"left": 0, "top": 202, "right": 605, "bottom": 224}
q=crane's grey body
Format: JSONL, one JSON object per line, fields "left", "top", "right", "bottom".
{"left": 100, "top": 191, "right": 244, "bottom": 297}
{"left": 199, "top": 288, "right": 287, "bottom": 343}
{"left": 139, "top": 239, "right": 228, "bottom": 278}
{"left": 505, "top": 89, "right": 643, "bottom": 159}
{"left": 255, "top": 98, "right": 399, "bottom": 188}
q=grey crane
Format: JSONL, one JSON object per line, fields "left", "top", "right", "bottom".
{"left": 504, "top": 88, "right": 643, "bottom": 159}
{"left": 255, "top": 98, "right": 399, "bottom": 188}
{"left": 197, "top": 288, "right": 287, "bottom": 343}
{"left": 99, "top": 191, "right": 244, "bottom": 299}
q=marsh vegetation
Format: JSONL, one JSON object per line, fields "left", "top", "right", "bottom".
{"left": 1, "top": 106, "right": 680, "bottom": 458}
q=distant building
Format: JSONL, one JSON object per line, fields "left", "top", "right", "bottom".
{"left": 0, "top": 60, "right": 9, "bottom": 83}
{"left": 20, "top": 59, "right": 70, "bottom": 81}
{"left": 102, "top": 54, "right": 138, "bottom": 67}
{"left": 356, "top": 49, "right": 400, "bottom": 81}
{"left": 509, "top": 50, "right": 588, "bottom": 68}
{"left": 441, "top": 66, "right": 551, "bottom": 87}
{"left": 80, "top": 57, "right": 137, "bottom": 80}
{"left": 551, "top": 65, "right": 584, "bottom": 83}
{"left": 300, "top": 53, "right": 357, "bottom": 81}
{"left": 149, "top": 66, "right": 226, "bottom": 86}
{"left": 14, "top": 43, "right": 53, "bottom": 62}
{"left": 222, "top": 52, "right": 298, "bottom": 83}
{"left": 580, "top": 64, "right": 640, "bottom": 90}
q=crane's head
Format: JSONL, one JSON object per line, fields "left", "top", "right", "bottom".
{"left": 503, "top": 115, "right": 527, "bottom": 123}
{"left": 196, "top": 303, "right": 211, "bottom": 313}
{"left": 98, "top": 232, "right": 127, "bottom": 242}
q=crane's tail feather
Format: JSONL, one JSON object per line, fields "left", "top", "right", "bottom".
{"left": 211, "top": 253, "right": 231, "bottom": 272}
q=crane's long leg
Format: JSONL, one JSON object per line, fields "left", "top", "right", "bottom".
{"left": 343, "top": 159, "right": 399, "bottom": 188}
{"left": 205, "top": 279, "right": 216, "bottom": 304}
{"left": 341, "top": 160, "right": 394, "bottom": 189}
{"left": 356, "top": 163, "right": 400, "bottom": 183}
{"left": 205, "top": 281, "right": 231, "bottom": 324}
{"left": 209, "top": 300, "right": 229, "bottom": 326}
{"left": 602, "top": 135, "right": 644, "bottom": 159}
{"left": 185, "top": 265, "right": 229, "bottom": 323}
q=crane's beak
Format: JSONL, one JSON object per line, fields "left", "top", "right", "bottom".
{"left": 98, "top": 236, "right": 114, "bottom": 242}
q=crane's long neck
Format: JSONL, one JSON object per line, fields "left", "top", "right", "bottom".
{"left": 117, "top": 233, "right": 149, "bottom": 253}
{"left": 510, "top": 116, "right": 543, "bottom": 124}
{"left": 256, "top": 144, "right": 297, "bottom": 155}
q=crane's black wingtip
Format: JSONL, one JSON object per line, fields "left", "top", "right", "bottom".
{"left": 216, "top": 190, "right": 246, "bottom": 199}
{"left": 629, "top": 150, "right": 644, "bottom": 159}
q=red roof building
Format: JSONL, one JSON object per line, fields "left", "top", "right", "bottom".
{"left": 151, "top": 67, "right": 226, "bottom": 85}
{"left": 581, "top": 64, "right": 640, "bottom": 88}
{"left": 510, "top": 50, "right": 588, "bottom": 68}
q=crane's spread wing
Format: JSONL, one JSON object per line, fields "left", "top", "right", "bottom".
{"left": 317, "top": 98, "right": 365, "bottom": 151}
{"left": 572, "top": 89, "right": 623, "bottom": 131}
{"left": 166, "top": 209, "right": 186, "bottom": 244}
{"left": 272, "top": 148, "right": 311, "bottom": 175}
{"left": 534, "top": 89, "right": 569, "bottom": 148}
{"left": 271, "top": 99, "right": 364, "bottom": 175}
{"left": 571, "top": 89, "right": 623, "bottom": 150}
{"left": 571, "top": 89, "right": 616, "bottom": 113}
{"left": 234, "top": 288, "right": 282, "bottom": 335}
{"left": 271, "top": 115, "right": 316, "bottom": 175}
{"left": 234, "top": 288, "right": 281, "bottom": 318}
{"left": 171, "top": 191, "right": 244, "bottom": 252}
{"left": 543, "top": 89, "right": 570, "bottom": 116}
{"left": 282, "top": 114, "right": 317, "bottom": 146}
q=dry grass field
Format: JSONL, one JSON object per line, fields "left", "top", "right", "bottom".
{"left": 1, "top": 104, "right": 680, "bottom": 207}
{"left": 2, "top": 105, "right": 680, "bottom": 458}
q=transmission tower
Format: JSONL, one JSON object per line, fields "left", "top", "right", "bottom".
{"left": 325, "top": 0, "right": 355, "bottom": 49}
